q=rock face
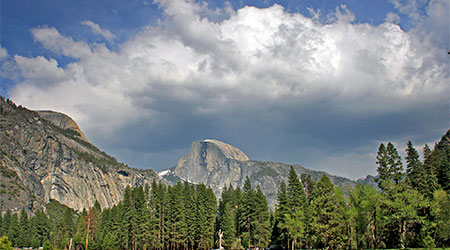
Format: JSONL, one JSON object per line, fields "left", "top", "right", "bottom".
{"left": 0, "top": 97, "right": 158, "bottom": 212}
{"left": 36, "top": 110, "right": 89, "bottom": 142}
{"left": 162, "top": 139, "right": 358, "bottom": 209}
{"left": 173, "top": 139, "right": 249, "bottom": 190}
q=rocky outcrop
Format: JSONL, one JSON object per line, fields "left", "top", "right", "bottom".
{"left": 37, "top": 110, "right": 89, "bottom": 142}
{"left": 172, "top": 140, "right": 248, "bottom": 190}
{"left": 163, "top": 139, "right": 358, "bottom": 209}
{"left": 0, "top": 97, "right": 158, "bottom": 212}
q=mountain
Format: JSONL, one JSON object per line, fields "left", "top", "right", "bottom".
{"left": 161, "top": 139, "right": 359, "bottom": 208}
{"left": 0, "top": 97, "right": 158, "bottom": 212}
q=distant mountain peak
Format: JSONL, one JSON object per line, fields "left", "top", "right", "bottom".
{"left": 201, "top": 139, "right": 249, "bottom": 161}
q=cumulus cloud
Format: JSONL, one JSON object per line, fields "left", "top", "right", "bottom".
{"left": 385, "top": 12, "right": 400, "bottom": 24}
{"left": 0, "top": 47, "right": 8, "bottom": 61}
{"left": 81, "top": 20, "right": 117, "bottom": 41}
{"left": 7, "top": 0, "right": 449, "bottom": 176}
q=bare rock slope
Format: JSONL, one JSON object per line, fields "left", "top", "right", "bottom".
{"left": 0, "top": 97, "right": 158, "bottom": 212}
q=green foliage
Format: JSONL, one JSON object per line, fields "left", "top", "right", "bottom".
{"left": 405, "top": 141, "right": 439, "bottom": 198}
{"left": 426, "top": 130, "right": 450, "bottom": 192}
{"left": 432, "top": 189, "right": 450, "bottom": 246}
{"left": 43, "top": 239, "right": 54, "bottom": 250}
{"left": 312, "top": 175, "right": 347, "bottom": 249}
{"left": 0, "top": 236, "right": 13, "bottom": 250}
{"left": 271, "top": 181, "right": 289, "bottom": 248}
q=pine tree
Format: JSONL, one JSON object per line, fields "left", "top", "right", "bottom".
{"left": 300, "top": 174, "right": 316, "bottom": 248}
{"left": 387, "top": 142, "right": 404, "bottom": 185}
{"left": 272, "top": 182, "right": 289, "bottom": 249}
{"left": 428, "top": 131, "right": 450, "bottom": 192}
{"left": 406, "top": 141, "right": 421, "bottom": 177}
{"left": 221, "top": 202, "right": 237, "bottom": 248}
{"left": 73, "top": 209, "right": 87, "bottom": 250}
{"left": 217, "top": 185, "right": 237, "bottom": 249}
{"left": 17, "top": 208, "right": 30, "bottom": 248}
{"left": 7, "top": 212, "right": 18, "bottom": 246}
{"left": 287, "top": 167, "right": 306, "bottom": 211}
{"left": 43, "top": 239, "right": 54, "bottom": 250}
{"left": 312, "top": 175, "right": 347, "bottom": 249}
{"left": 253, "top": 186, "right": 270, "bottom": 248}
{"left": 301, "top": 174, "right": 316, "bottom": 202}
{"left": 102, "top": 231, "right": 119, "bottom": 250}
{"left": 406, "top": 141, "right": 439, "bottom": 198}
{"left": 376, "top": 143, "right": 390, "bottom": 190}
{"left": 1, "top": 211, "right": 11, "bottom": 241}
{"left": 166, "top": 182, "right": 186, "bottom": 250}
{"left": 285, "top": 167, "right": 307, "bottom": 249}
{"left": 238, "top": 177, "right": 254, "bottom": 248}
{"left": 183, "top": 182, "right": 197, "bottom": 250}
{"left": 423, "top": 144, "right": 432, "bottom": 161}
{"left": 195, "top": 184, "right": 216, "bottom": 250}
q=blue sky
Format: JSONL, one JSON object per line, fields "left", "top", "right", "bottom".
{"left": 1, "top": 0, "right": 449, "bottom": 179}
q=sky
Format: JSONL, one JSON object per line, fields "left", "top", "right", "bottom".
{"left": 1, "top": 0, "right": 449, "bottom": 180}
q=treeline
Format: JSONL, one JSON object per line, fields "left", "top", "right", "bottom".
{"left": 1, "top": 131, "right": 449, "bottom": 250}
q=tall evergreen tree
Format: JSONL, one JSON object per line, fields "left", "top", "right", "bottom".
{"left": 183, "top": 182, "right": 197, "bottom": 250}
{"left": 423, "top": 144, "right": 432, "bottom": 161}
{"left": 406, "top": 140, "right": 421, "bottom": 177}
{"left": 195, "top": 184, "right": 216, "bottom": 250}
{"left": 1, "top": 211, "right": 11, "bottom": 241}
{"left": 272, "top": 182, "right": 289, "bottom": 248}
{"left": 7, "top": 212, "right": 18, "bottom": 246}
{"left": 376, "top": 143, "right": 390, "bottom": 190}
{"left": 301, "top": 174, "right": 316, "bottom": 249}
{"left": 17, "top": 208, "right": 30, "bottom": 248}
{"left": 386, "top": 142, "right": 404, "bottom": 185}
{"left": 253, "top": 186, "right": 270, "bottom": 248}
{"left": 238, "top": 177, "right": 254, "bottom": 248}
{"left": 406, "top": 141, "right": 439, "bottom": 197}
{"left": 427, "top": 130, "right": 450, "bottom": 192}
{"left": 166, "top": 182, "right": 186, "bottom": 250}
{"left": 221, "top": 202, "right": 237, "bottom": 249}
{"left": 285, "top": 167, "right": 308, "bottom": 249}
{"left": 312, "top": 175, "right": 347, "bottom": 249}
{"left": 217, "top": 185, "right": 237, "bottom": 249}
{"left": 287, "top": 167, "right": 306, "bottom": 211}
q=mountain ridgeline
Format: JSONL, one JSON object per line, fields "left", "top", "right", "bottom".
{"left": 161, "top": 139, "right": 368, "bottom": 208}
{"left": 0, "top": 97, "right": 158, "bottom": 212}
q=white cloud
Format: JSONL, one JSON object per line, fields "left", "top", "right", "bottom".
{"left": 7, "top": 0, "right": 448, "bottom": 174}
{"left": 385, "top": 12, "right": 400, "bottom": 24}
{"left": 81, "top": 20, "right": 117, "bottom": 41}
{"left": 31, "top": 27, "right": 93, "bottom": 59}
{"left": 0, "top": 47, "right": 8, "bottom": 61}
{"left": 14, "top": 55, "right": 66, "bottom": 86}
{"left": 389, "top": 0, "right": 428, "bottom": 20}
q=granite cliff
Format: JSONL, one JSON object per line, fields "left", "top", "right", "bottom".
{"left": 0, "top": 97, "right": 158, "bottom": 212}
{"left": 161, "top": 139, "right": 358, "bottom": 208}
